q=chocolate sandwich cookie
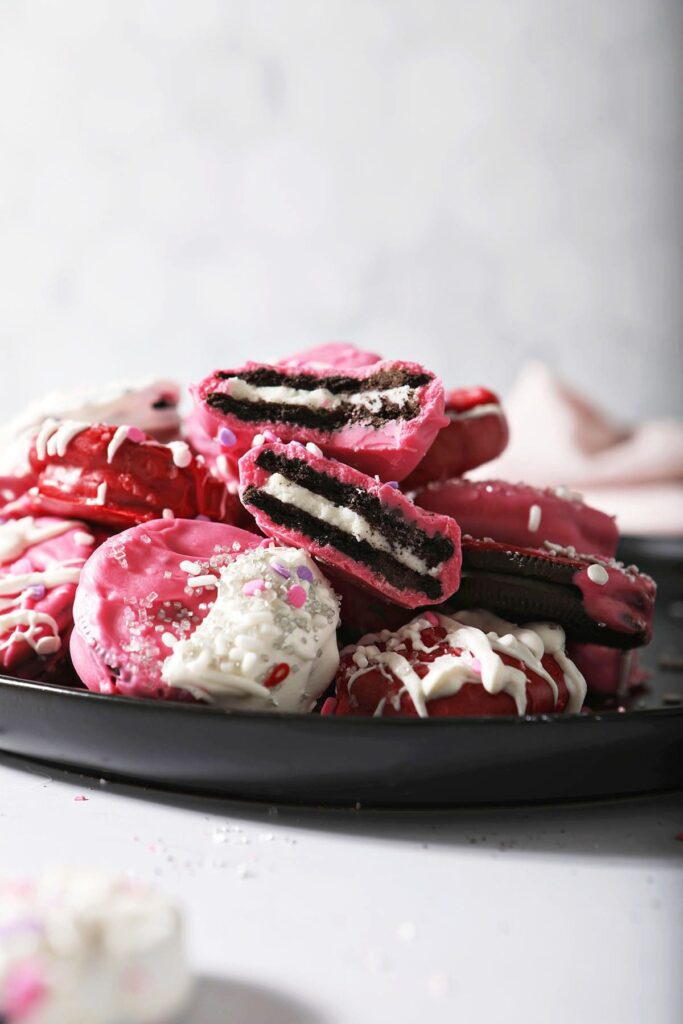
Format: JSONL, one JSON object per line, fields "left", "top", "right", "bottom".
{"left": 446, "top": 538, "right": 656, "bottom": 648}
{"left": 238, "top": 439, "right": 461, "bottom": 608}
{"left": 192, "top": 359, "right": 448, "bottom": 481}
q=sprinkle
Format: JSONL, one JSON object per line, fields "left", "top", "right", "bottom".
{"left": 287, "top": 585, "right": 306, "bottom": 608}
{"left": 27, "top": 584, "right": 46, "bottom": 600}
{"left": 162, "top": 508, "right": 174, "bottom": 520}
{"left": 127, "top": 426, "right": 145, "bottom": 442}
{"left": 305, "top": 442, "right": 323, "bottom": 457}
{"left": 264, "top": 663, "right": 290, "bottom": 688}
{"left": 262, "top": 430, "right": 277, "bottom": 442}
{"left": 386, "top": 480, "right": 399, "bottom": 489}
{"left": 217, "top": 427, "right": 237, "bottom": 448}
{"left": 252, "top": 433, "right": 265, "bottom": 447}
{"left": 95, "top": 481, "right": 107, "bottom": 505}
{"left": 187, "top": 574, "right": 218, "bottom": 588}
{"left": 271, "top": 561, "right": 291, "bottom": 579}
{"left": 471, "top": 658, "right": 482, "bottom": 674}
{"left": 527, "top": 504, "right": 542, "bottom": 532}
{"left": 296, "top": 565, "right": 313, "bottom": 582}
{"left": 179, "top": 560, "right": 202, "bottom": 576}
{"left": 167, "top": 441, "right": 193, "bottom": 468}
{"left": 74, "top": 531, "right": 95, "bottom": 546}
{"left": 422, "top": 611, "right": 439, "bottom": 626}
{"left": 194, "top": 514, "right": 210, "bottom": 521}
{"left": 161, "top": 632, "right": 177, "bottom": 648}
{"left": 74, "top": 795, "right": 88, "bottom": 802}
{"left": 320, "top": 697, "right": 338, "bottom": 715}
{"left": 587, "top": 564, "right": 609, "bottom": 585}
{"left": 243, "top": 578, "right": 266, "bottom": 596}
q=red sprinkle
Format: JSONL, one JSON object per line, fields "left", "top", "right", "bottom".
{"left": 287, "top": 585, "right": 307, "bottom": 608}
{"left": 264, "top": 663, "right": 290, "bottom": 688}
{"left": 74, "top": 795, "right": 88, "bottom": 802}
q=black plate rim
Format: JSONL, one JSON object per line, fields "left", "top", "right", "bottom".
{"left": 2, "top": 674, "right": 680, "bottom": 727}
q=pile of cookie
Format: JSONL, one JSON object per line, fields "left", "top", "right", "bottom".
{"left": 0, "top": 342, "right": 656, "bottom": 717}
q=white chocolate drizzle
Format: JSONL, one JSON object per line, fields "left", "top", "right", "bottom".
{"left": 34, "top": 418, "right": 89, "bottom": 461}
{"left": 106, "top": 424, "right": 130, "bottom": 463}
{"left": 447, "top": 402, "right": 502, "bottom": 421}
{"left": 0, "top": 517, "right": 76, "bottom": 565}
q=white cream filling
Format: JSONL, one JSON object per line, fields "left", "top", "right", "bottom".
{"left": 261, "top": 473, "right": 443, "bottom": 578}
{"left": 227, "top": 378, "right": 415, "bottom": 416}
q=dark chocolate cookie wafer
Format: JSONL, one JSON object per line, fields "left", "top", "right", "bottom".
{"left": 445, "top": 538, "right": 656, "bottom": 649}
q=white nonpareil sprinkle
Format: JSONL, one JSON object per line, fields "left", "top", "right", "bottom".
{"left": 587, "top": 563, "right": 609, "bottom": 585}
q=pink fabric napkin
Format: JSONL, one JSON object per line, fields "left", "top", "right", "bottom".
{"left": 472, "top": 362, "right": 683, "bottom": 537}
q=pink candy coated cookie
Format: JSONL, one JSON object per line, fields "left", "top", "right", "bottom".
{"left": 332, "top": 610, "right": 586, "bottom": 718}
{"left": 11, "top": 421, "right": 240, "bottom": 529}
{"left": 404, "top": 386, "right": 509, "bottom": 487}
{"left": 71, "top": 519, "right": 261, "bottom": 700}
{"left": 191, "top": 359, "right": 448, "bottom": 481}
{"left": 414, "top": 478, "right": 619, "bottom": 558}
{"left": 238, "top": 439, "right": 461, "bottom": 608}
{"left": 0, "top": 515, "right": 98, "bottom": 673}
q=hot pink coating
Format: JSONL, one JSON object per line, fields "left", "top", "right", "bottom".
{"left": 277, "top": 342, "right": 381, "bottom": 370}
{"left": 191, "top": 359, "right": 448, "bottom": 481}
{"left": 565, "top": 641, "right": 648, "bottom": 698}
{"left": 70, "top": 518, "right": 261, "bottom": 700}
{"left": 0, "top": 516, "right": 98, "bottom": 672}
{"left": 404, "top": 387, "right": 509, "bottom": 487}
{"left": 238, "top": 440, "right": 461, "bottom": 609}
{"left": 415, "top": 478, "right": 619, "bottom": 558}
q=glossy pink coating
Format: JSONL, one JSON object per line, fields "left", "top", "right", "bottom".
{"left": 70, "top": 518, "right": 261, "bottom": 700}
{"left": 404, "top": 387, "right": 509, "bottom": 487}
{"left": 415, "top": 478, "right": 619, "bottom": 558}
{"left": 191, "top": 359, "right": 448, "bottom": 481}
{"left": 277, "top": 342, "right": 381, "bottom": 370}
{"left": 566, "top": 641, "right": 648, "bottom": 698}
{"left": 0, "top": 516, "right": 98, "bottom": 672}
{"left": 238, "top": 440, "right": 461, "bottom": 609}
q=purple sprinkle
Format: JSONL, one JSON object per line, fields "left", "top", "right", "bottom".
{"left": 217, "top": 427, "right": 237, "bottom": 448}
{"left": 27, "top": 584, "right": 46, "bottom": 600}
{"left": 271, "top": 561, "right": 291, "bottom": 579}
{"left": 297, "top": 565, "right": 313, "bottom": 582}
{"left": 387, "top": 480, "right": 399, "bottom": 489}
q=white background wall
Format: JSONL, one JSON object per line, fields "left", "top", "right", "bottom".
{"left": 0, "top": 0, "right": 681, "bottom": 420}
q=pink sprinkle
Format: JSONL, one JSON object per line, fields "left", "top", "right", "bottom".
{"left": 4, "top": 962, "right": 46, "bottom": 1018}
{"left": 127, "top": 426, "right": 145, "bottom": 443}
{"left": 422, "top": 611, "right": 439, "bottom": 626}
{"left": 74, "top": 794, "right": 88, "bottom": 802}
{"left": 243, "top": 579, "right": 266, "bottom": 596}
{"left": 471, "top": 658, "right": 482, "bottom": 674}
{"left": 287, "top": 585, "right": 307, "bottom": 608}
{"left": 217, "top": 427, "right": 237, "bottom": 448}
{"left": 27, "top": 584, "right": 46, "bottom": 600}
{"left": 262, "top": 430, "right": 277, "bottom": 442}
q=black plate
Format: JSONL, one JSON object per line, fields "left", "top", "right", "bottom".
{"left": 0, "top": 537, "right": 681, "bottom": 807}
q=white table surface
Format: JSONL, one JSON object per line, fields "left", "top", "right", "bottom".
{"left": 0, "top": 753, "right": 681, "bottom": 1024}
